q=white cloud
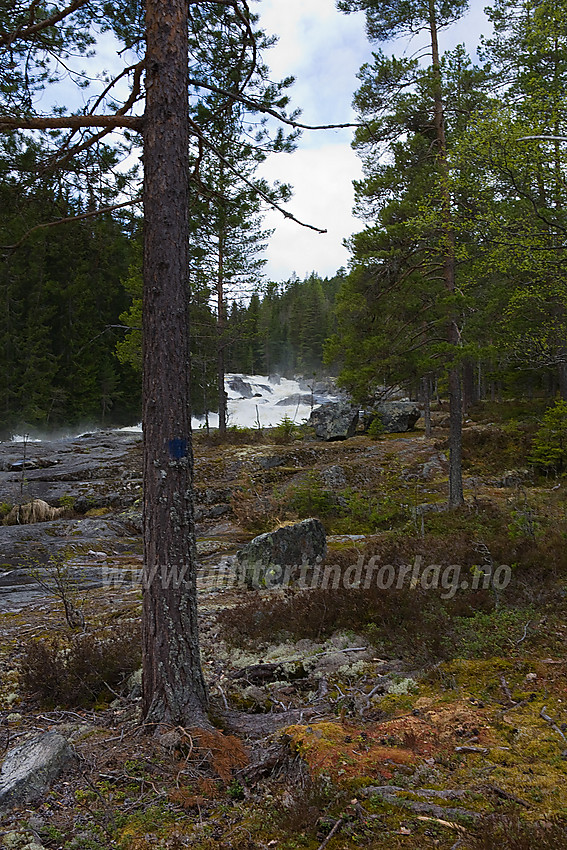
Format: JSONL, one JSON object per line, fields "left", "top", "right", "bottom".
{"left": 259, "top": 141, "right": 363, "bottom": 280}
{"left": 257, "top": 0, "right": 371, "bottom": 128}
{"left": 256, "top": 0, "right": 370, "bottom": 279}
{"left": 256, "top": 0, "right": 492, "bottom": 282}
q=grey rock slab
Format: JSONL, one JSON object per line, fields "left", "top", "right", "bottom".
{"left": 0, "top": 515, "right": 139, "bottom": 569}
{"left": 258, "top": 454, "right": 285, "bottom": 470}
{"left": 496, "top": 468, "right": 532, "bottom": 488}
{"left": 309, "top": 402, "right": 359, "bottom": 441}
{"left": 0, "top": 732, "right": 73, "bottom": 812}
{"left": 0, "top": 430, "right": 142, "bottom": 506}
{"left": 0, "top": 562, "right": 132, "bottom": 611}
{"left": 236, "top": 518, "right": 326, "bottom": 587}
{"left": 321, "top": 465, "right": 347, "bottom": 488}
{"left": 275, "top": 394, "right": 312, "bottom": 406}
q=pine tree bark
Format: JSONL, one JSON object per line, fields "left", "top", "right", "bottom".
{"left": 142, "top": 0, "right": 209, "bottom": 728}
{"left": 462, "top": 359, "right": 476, "bottom": 412}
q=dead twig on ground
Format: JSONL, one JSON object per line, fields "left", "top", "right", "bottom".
{"left": 499, "top": 676, "right": 516, "bottom": 705}
{"left": 316, "top": 817, "right": 345, "bottom": 850}
{"left": 540, "top": 705, "right": 567, "bottom": 742}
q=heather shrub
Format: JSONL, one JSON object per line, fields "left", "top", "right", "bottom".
{"left": 471, "top": 814, "right": 567, "bottom": 850}
{"left": 20, "top": 621, "right": 141, "bottom": 707}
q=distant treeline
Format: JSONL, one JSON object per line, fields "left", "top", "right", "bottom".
{"left": 0, "top": 181, "right": 343, "bottom": 435}
{"left": 225, "top": 272, "right": 344, "bottom": 377}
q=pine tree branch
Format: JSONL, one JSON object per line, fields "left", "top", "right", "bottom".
{"left": 40, "top": 62, "right": 145, "bottom": 171}
{"left": 74, "top": 325, "right": 141, "bottom": 356}
{"left": 187, "top": 78, "right": 359, "bottom": 131}
{"left": 0, "top": 0, "right": 90, "bottom": 48}
{"left": 488, "top": 238, "right": 567, "bottom": 252}
{"left": 88, "top": 61, "right": 145, "bottom": 118}
{"left": 189, "top": 119, "right": 327, "bottom": 234}
{"left": 0, "top": 115, "right": 143, "bottom": 131}
{"left": 0, "top": 198, "right": 140, "bottom": 252}
{"left": 500, "top": 162, "right": 567, "bottom": 236}
{"left": 519, "top": 136, "right": 567, "bottom": 142}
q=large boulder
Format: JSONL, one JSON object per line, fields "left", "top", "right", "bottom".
{"left": 227, "top": 376, "right": 254, "bottom": 398}
{"left": 364, "top": 401, "right": 421, "bottom": 434}
{"left": 236, "top": 518, "right": 327, "bottom": 588}
{"left": 276, "top": 394, "right": 312, "bottom": 406}
{"left": 0, "top": 732, "right": 73, "bottom": 812}
{"left": 309, "top": 402, "right": 359, "bottom": 441}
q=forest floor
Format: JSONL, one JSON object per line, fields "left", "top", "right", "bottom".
{"left": 0, "top": 400, "right": 566, "bottom": 850}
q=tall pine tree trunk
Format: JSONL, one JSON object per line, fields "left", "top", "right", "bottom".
{"left": 142, "top": 0, "right": 209, "bottom": 729}
{"left": 429, "top": 0, "right": 464, "bottom": 507}
{"left": 422, "top": 375, "right": 432, "bottom": 438}
{"left": 217, "top": 230, "right": 227, "bottom": 438}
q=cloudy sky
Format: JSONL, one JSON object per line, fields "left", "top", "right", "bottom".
{"left": 255, "top": 0, "right": 492, "bottom": 282}
{"left": 40, "top": 0, "right": 492, "bottom": 284}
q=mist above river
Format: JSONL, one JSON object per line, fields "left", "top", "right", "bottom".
{"left": 7, "top": 374, "right": 339, "bottom": 442}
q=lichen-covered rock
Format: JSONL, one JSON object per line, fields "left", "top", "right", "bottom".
{"left": 496, "top": 468, "right": 532, "bottom": 488}
{"left": 364, "top": 401, "right": 421, "bottom": 434}
{"left": 309, "top": 403, "right": 359, "bottom": 441}
{"left": 236, "top": 518, "right": 326, "bottom": 587}
{"left": 321, "top": 465, "right": 347, "bottom": 488}
{"left": 0, "top": 732, "right": 73, "bottom": 812}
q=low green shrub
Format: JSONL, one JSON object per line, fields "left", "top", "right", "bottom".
{"left": 286, "top": 472, "right": 338, "bottom": 520}
{"left": 367, "top": 416, "right": 385, "bottom": 440}
{"left": 285, "top": 474, "right": 408, "bottom": 533}
{"left": 272, "top": 415, "right": 301, "bottom": 444}
{"left": 461, "top": 422, "right": 535, "bottom": 474}
{"left": 529, "top": 398, "right": 567, "bottom": 472}
{"left": 448, "top": 607, "right": 536, "bottom": 658}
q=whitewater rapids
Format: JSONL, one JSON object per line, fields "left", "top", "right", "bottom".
{"left": 8, "top": 375, "right": 338, "bottom": 441}
{"left": 194, "top": 374, "right": 337, "bottom": 430}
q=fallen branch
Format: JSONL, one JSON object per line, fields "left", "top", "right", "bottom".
{"left": 455, "top": 746, "right": 488, "bottom": 755}
{"left": 360, "top": 786, "right": 481, "bottom": 822}
{"left": 317, "top": 817, "right": 345, "bottom": 850}
{"left": 515, "top": 620, "right": 531, "bottom": 645}
{"left": 499, "top": 676, "right": 515, "bottom": 705}
{"left": 484, "top": 784, "right": 530, "bottom": 808}
{"left": 416, "top": 815, "right": 466, "bottom": 833}
{"left": 98, "top": 772, "right": 162, "bottom": 796}
{"left": 238, "top": 743, "right": 290, "bottom": 783}
{"left": 540, "top": 705, "right": 567, "bottom": 742}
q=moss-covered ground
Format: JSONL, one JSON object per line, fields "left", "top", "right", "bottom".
{"left": 1, "top": 403, "right": 567, "bottom": 848}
